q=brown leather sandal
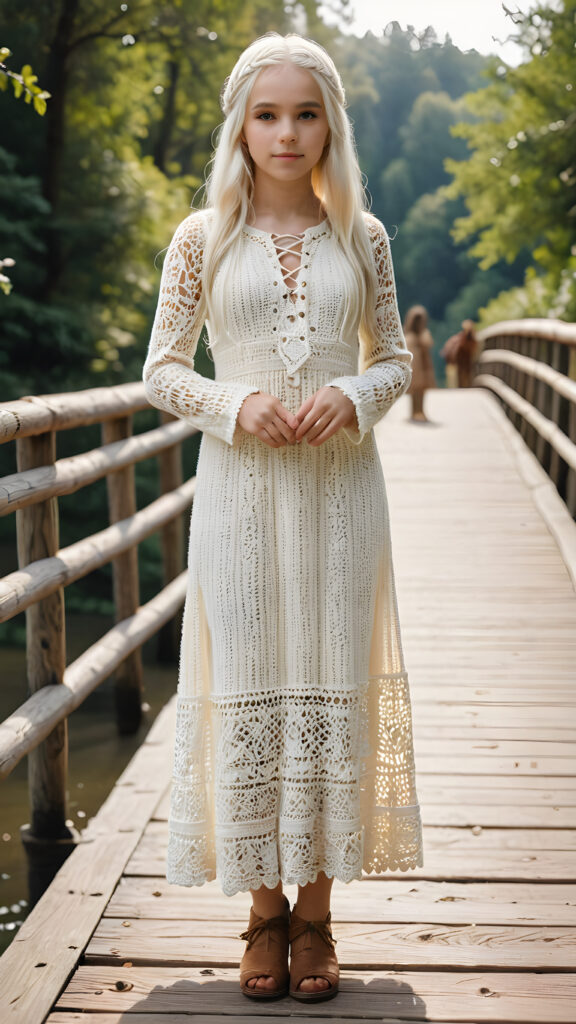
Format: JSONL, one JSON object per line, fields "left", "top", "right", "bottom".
{"left": 239, "top": 896, "right": 290, "bottom": 1000}
{"left": 289, "top": 908, "right": 339, "bottom": 1002}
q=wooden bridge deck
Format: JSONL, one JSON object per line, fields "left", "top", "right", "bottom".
{"left": 1, "top": 387, "right": 575, "bottom": 1023}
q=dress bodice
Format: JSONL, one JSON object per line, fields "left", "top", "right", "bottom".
{"left": 208, "top": 219, "right": 359, "bottom": 388}
{"left": 143, "top": 207, "right": 412, "bottom": 447}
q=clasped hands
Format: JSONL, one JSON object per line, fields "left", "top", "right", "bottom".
{"left": 237, "top": 386, "right": 358, "bottom": 448}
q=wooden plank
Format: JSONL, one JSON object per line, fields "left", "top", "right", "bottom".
{"left": 85, "top": 917, "right": 576, "bottom": 970}
{"left": 154, "top": 792, "right": 576, "bottom": 828}
{"left": 414, "top": 727, "right": 576, "bottom": 743}
{"left": 418, "top": 784, "right": 576, "bottom": 801}
{"left": 0, "top": 699, "right": 176, "bottom": 1023}
{"left": 413, "top": 739, "right": 576, "bottom": 757}
{"left": 423, "top": 806, "right": 576, "bottom": 828}
{"left": 139, "top": 818, "right": 576, "bottom": 851}
{"left": 104, "top": 876, "right": 576, "bottom": 926}
{"left": 412, "top": 756, "right": 575, "bottom": 775}
{"left": 54, "top": 966, "right": 576, "bottom": 1022}
{"left": 152, "top": 780, "right": 576, "bottom": 825}
{"left": 47, "top": 1016, "right": 457, "bottom": 1024}
{"left": 125, "top": 832, "right": 576, "bottom": 881}
{"left": 410, "top": 688, "right": 576, "bottom": 702}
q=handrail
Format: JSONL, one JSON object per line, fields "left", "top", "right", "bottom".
{"left": 0, "top": 380, "right": 196, "bottom": 904}
{"left": 478, "top": 318, "right": 576, "bottom": 345}
{"left": 0, "top": 382, "right": 149, "bottom": 442}
{"left": 480, "top": 349, "right": 576, "bottom": 405}
{"left": 476, "top": 374, "right": 576, "bottom": 471}
{"left": 0, "top": 479, "right": 196, "bottom": 621}
{"left": 0, "top": 418, "right": 195, "bottom": 514}
{"left": 0, "top": 573, "right": 187, "bottom": 779}
{"left": 475, "top": 319, "right": 576, "bottom": 516}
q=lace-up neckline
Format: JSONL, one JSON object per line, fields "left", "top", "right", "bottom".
{"left": 243, "top": 219, "right": 329, "bottom": 298}
{"left": 269, "top": 231, "right": 305, "bottom": 294}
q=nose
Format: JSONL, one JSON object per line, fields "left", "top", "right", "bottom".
{"left": 278, "top": 118, "right": 297, "bottom": 144}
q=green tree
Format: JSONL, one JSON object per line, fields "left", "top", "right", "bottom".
{"left": 1, "top": 0, "right": 331, "bottom": 397}
{"left": 446, "top": 0, "right": 576, "bottom": 323}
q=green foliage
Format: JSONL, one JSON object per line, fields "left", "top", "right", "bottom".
{"left": 446, "top": 0, "right": 576, "bottom": 321}
{"left": 0, "top": 46, "right": 51, "bottom": 114}
{"left": 334, "top": 25, "right": 517, "bottom": 345}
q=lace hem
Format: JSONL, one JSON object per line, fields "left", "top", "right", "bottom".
{"left": 166, "top": 807, "right": 424, "bottom": 894}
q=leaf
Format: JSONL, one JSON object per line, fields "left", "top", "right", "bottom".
{"left": 33, "top": 95, "right": 47, "bottom": 116}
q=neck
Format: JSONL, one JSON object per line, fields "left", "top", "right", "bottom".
{"left": 250, "top": 172, "right": 323, "bottom": 231}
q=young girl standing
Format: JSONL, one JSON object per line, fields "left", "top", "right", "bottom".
{"left": 143, "top": 32, "right": 423, "bottom": 1004}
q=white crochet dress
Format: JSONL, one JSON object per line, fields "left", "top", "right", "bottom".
{"left": 143, "top": 208, "right": 424, "bottom": 895}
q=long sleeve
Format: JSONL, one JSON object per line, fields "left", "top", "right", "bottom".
{"left": 143, "top": 212, "right": 259, "bottom": 446}
{"left": 327, "top": 215, "right": 412, "bottom": 444}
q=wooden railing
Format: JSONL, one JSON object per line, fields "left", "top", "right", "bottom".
{"left": 0, "top": 382, "right": 197, "bottom": 902}
{"left": 476, "top": 319, "right": 576, "bottom": 517}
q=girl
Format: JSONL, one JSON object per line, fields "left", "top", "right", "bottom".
{"left": 404, "top": 304, "right": 437, "bottom": 422}
{"left": 143, "top": 32, "right": 423, "bottom": 1004}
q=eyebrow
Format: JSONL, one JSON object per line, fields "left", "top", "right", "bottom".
{"left": 250, "top": 100, "right": 323, "bottom": 110}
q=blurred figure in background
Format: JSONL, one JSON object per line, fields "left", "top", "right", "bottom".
{"left": 404, "top": 304, "right": 436, "bottom": 422}
{"left": 441, "top": 319, "right": 478, "bottom": 388}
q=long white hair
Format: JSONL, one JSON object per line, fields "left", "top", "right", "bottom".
{"left": 201, "top": 32, "right": 378, "bottom": 354}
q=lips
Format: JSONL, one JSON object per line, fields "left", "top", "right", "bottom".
{"left": 273, "top": 153, "right": 302, "bottom": 159}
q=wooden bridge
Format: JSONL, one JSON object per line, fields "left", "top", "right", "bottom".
{"left": 0, "top": 319, "right": 575, "bottom": 1022}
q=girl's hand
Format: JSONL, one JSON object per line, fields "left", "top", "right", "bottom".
{"left": 294, "top": 386, "right": 358, "bottom": 446}
{"left": 237, "top": 392, "right": 300, "bottom": 448}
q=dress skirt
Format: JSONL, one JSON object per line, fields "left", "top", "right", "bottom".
{"left": 166, "top": 366, "right": 424, "bottom": 896}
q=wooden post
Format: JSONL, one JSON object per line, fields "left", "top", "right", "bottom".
{"left": 561, "top": 348, "right": 569, "bottom": 520}
{"left": 102, "top": 416, "right": 143, "bottom": 734}
{"left": 534, "top": 340, "right": 551, "bottom": 470}
{"left": 156, "top": 412, "right": 185, "bottom": 662}
{"left": 524, "top": 337, "right": 538, "bottom": 451}
{"left": 548, "top": 341, "right": 569, "bottom": 501}
{"left": 15, "top": 432, "right": 78, "bottom": 906}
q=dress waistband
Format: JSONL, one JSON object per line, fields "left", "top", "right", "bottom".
{"left": 212, "top": 341, "right": 358, "bottom": 381}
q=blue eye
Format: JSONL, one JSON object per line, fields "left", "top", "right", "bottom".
{"left": 257, "top": 112, "right": 274, "bottom": 120}
{"left": 299, "top": 111, "right": 317, "bottom": 119}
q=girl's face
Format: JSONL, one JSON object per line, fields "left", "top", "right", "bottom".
{"left": 242, "top": 62, "right": 330, "bottom": 185}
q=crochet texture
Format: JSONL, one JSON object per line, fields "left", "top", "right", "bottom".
{"left": 143, "top": 209, "right": 424, "bottom": 894}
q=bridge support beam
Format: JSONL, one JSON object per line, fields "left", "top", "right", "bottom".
{"left": 156, "top": 411, "right": 184, "bottom": 663}
{"left": 102, "top": 416, "right": 144, "bottom": 735}
{"left": 16, "top": 432, "right": 78, "bottom": 906}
